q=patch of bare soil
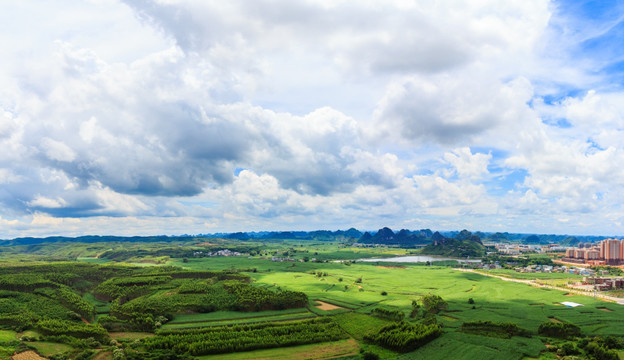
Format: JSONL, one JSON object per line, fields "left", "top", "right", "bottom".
{"left": 11, "top": 351, "right": 47, "bottom": 360}
{"left": 92, "top": 351, "right": 112, "bottom": 360}
{"left": 315, "top": 300, "right": 345, "bottom": 311}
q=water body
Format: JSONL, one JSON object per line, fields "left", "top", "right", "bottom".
{"left": 358, "top": 255, "right": 481, "bottom": 264}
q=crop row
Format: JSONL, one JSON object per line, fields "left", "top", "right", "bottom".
{"left": 144, "top": 318, "right": 347, "bottom": 355}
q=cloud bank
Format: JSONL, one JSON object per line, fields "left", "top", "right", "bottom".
{"left": 1, "top": 0, "right": 624, "bottom": 237}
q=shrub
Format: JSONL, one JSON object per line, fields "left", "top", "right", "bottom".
{"left": 420, "top": 294, "right": 447, "bottom": 314}
{"left": 422, "top": 314, "right": 437, "bottom": 325}
{"left": 558, "top": 342, "right": 579, "bottom": 356}
{"left": 371, "top": 307, "right": 404, "bottom": 322}
{"left": 584, "top": 342, "right": 619, "bottom": 360}
{"left": 461, "top": 321, "right": 527, "bottom": 339}
{"left": 362, "top": 351, "right": 380, "bottom": 360}
{"left": 538, "top": 321, "right": 581, "bottom": 339}
{"left": 364, "top": 321, "right": 443, "bottom": 353}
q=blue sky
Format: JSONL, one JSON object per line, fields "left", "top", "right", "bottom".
{"left": 1, "top": 0, "right": 624, "bottom": 238}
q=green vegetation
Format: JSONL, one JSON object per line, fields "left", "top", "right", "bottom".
{"left": 371, "top": 307, "right": 405, "bottom": 322}
{"left": 167, "top": 308, "right": 310, "bottom": 324}
{"left": 538, "top": 321, "right": 582, "bottom": 338}
{"left": 144, "top": 318, "right": 347, "bottom": 356}
{"left": 398, "top": 330, "right": 545, "bottom": 360}
{"left": 197, "top": 339, "right": 360, "bottom": 360}
{"left": 420, "top": 294, "right": 448, "bottom": 314}
{"left": 0, "top": 236, "right": 621, "bottom": 359}
{"left": 29, "top": 341, "right": 73, "bottom": 357}
{"left": 364, "top": 321, "right": 443, "bottom": 352}
{"left": 333, "top": 313, "right": 392, "bottom": 341}
{"left": 460, "top": 321, "right": 528, "bottom": 338}
{"left": 481, "top": 254, "right": 554, "bottom": 267}
{"left": 161, "top": 312, "right": 316, "bottom": 329}
{"left": 0, "top": 330, "right": 16, "bottom": 343}
{"left": 479, "top": 268, "right": 581, "bottom": 280}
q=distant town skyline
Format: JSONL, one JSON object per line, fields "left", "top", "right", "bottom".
{"left": 565, "top": 238, "right": 624, "bottom": 265}
{"left": 2, "top": 1, "right": 624, "bottom": 238}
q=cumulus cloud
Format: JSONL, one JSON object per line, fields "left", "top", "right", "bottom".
{"left": 372, "top": 73, "right": 537, "bottom": 146}
{"left": 27, "top": 195, "right": 67, "bottom": 209}
{"left": 40, "top": 138, "right": 76, "bottom": 162}
{"left": 443, "top": 148, "right": 492, "bottom": 180}
{"left": 0, "top": 169, "right": 22, "bottom": 184}
{"left": 2, "top": 0, "right": 624, "bottom": 237}
{"left": 0, "top": 37, "right": 402, "bottom": 221}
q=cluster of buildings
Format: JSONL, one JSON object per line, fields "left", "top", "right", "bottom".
{"left": 584, "top": 276, "right": 624, "bottom": 290}
{"left": 192, "top": 249, "right": 242, "bottom": 257}
{"left": 266, "top": 256, "right": 318, "bottom": 262}
{"left": 514, "top": 265, "right": 595, "bottom": 276}
{"left": 491, "top": 243, "right": 567, "bottom": 255}
{"left": 564, "top": 238, "right": 624, "bottom": 265}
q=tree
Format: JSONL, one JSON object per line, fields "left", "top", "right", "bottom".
{"left": 410, "top": 300, "right": 420, "bottom": 318}
{"left": 421, "top": 294, "right": 447, "bottom": 314}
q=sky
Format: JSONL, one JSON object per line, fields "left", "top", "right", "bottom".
{"left": 2, "top": 0, "right": 624, "bottom": 238}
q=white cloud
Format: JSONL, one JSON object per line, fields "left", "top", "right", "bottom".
{"left": 0, "top": 169, "right": 22, "bottom": 184}
{"left": 443, "top": 148, "right": 492, "bottom": 180}
{"left": 372, "top": 74, "right": 536, "bottom": 146}
{"left": 2, "top": 0, "right": 624, "bottom": 237}
{"left": 40, "top": 138, "right": 76, "bottom": 162}
{"left": 28, "top": 195, "right": 67, "bottom": 209}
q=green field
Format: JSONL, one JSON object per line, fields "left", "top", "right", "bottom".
{"left": 0, "top": 331, "right": 16, "bottom": 343}
{"left": 29, "top": 341, "right": 73, "bottom": 357}
{"left": 397, "top": 331, "right": 544, "bottom": 360}
{"left": 333, "top": 312, "right": 393, "bottom": 340}
{"left": 197, "top": 339, "right": 361, "bottom": 360}
{"left": 0, "top": 239, "right": 621, "bottom": 359}
{"left": 161, "top": 255, "right": 624, "bottom": 358}
{"left": 171, "top": 256, "right": 624, "bottom": 333}
{"left": 109, "top": 332, "right": 155, "bottom": 340}
{"left": 168, "top": 308, "right": 311, "bottom": 324}
{"left": 161, "top": 311, "right": 317, "bottom": 329}
{"left": 83, "top": 292, "right": 110, "bottom": 314}
{"left": 480, "top": 269, "right": 583, "bottom": 280}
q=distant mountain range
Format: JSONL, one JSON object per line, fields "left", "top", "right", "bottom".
{"left": 356, "top": 227, "right": 485, "bottom": 257}
{"left": 357, "top": 227, "right": 432, "bottom": 246}
{"left": 0, "top": 228, "right": 612, "bottom": 247}
{"left": 420, "top": 230, "right": 485, "bottom": 257}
